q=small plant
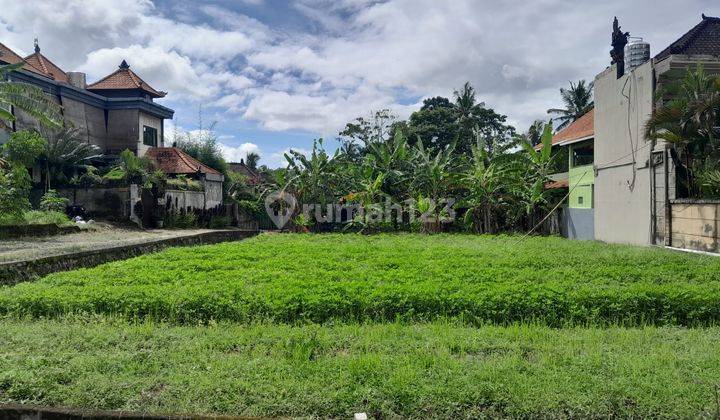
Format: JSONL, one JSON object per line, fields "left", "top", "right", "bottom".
{"left": 39, "top": 189, "right": 69, "bottom": 212}
{"left": 23, "top": 210, "right": 70, "bottom": 225}
{"left": 209, "top": 215, "right": 231, "bottom": 229}
{"left": 164, "top": 210, "right": 198, "bottom": 229}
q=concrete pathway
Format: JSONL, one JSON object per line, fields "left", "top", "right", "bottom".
{"left": 0, "top": 226, "right": 228, "bottom": 263}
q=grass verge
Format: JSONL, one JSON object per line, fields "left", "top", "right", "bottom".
{"left": 1, "top": 317, "right": 719, "bottom": 418}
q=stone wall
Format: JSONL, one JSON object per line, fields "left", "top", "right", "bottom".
{"left": 669, "top": 199, "right": 720, "bottom": 253}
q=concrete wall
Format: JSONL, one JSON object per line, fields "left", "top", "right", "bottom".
{"left": 593, "top": 61, "right": 655, "bottom": 246}
{"left": 166, "top": 190, "right": 207, "bottom": 211}
{"left": 562, "top": 207, "right": 595, "bottom": 240}
{"left": 669, "top": 200, "right": 720, "bottom": 253}
{"left": 137, "top": 111, "right": 162, "bottom": 156}
{"left": 106, "top": 109, "right": 140, "bottom": 155}
{"left": 568, "top": 163, "right": 594, "bottom": 209}
{"left": 204, "top": 179, "right": 223, "bottom": 208}
{"left": 57, "top": 187, "right": 131, "bottom": 219}
{"left": 60, "top": 96, "right": 107, "bottom": 149}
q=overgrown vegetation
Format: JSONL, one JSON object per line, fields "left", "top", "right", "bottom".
{"left": 2, "top": 234, "right": 720, "bottom": 325}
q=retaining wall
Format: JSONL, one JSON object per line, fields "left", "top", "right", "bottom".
{"left": 669, "top": 199, "right": 720, "bottom": 253}
{"left": 0, "top": 230, "right": 257, "bottom": 285}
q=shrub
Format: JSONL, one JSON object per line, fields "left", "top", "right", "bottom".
{"left": 2, "top": 130, "right": 46, "bottom": 166}
{"left": 209, "top": 215, "right": 231, "bottom": 229}
{"left": 164, "top": 211, "right": 198, "bottom": 229}
{"left": 22, "top": 210, "right": 70, "bottom": 225}
{"left": 0, "top": 161, "right": 31, "bottom": 218}
{"left": 167, "top": 175, "right": 203, "bottom": 191}
{"left": 39, "top": 189, "right": 69, "bottom": 212}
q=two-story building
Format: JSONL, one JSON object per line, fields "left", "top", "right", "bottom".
{"left": 0, "top": 41, "right": 173, "bottom": 156}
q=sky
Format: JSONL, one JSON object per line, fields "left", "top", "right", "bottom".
{"left": 0, "top": 0, "right": 716, "bottom": 167}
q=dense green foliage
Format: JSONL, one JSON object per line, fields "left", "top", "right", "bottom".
{"left": 2, "top": 234, "right": 720, "bottom": 325}
{"left": 646, "top": 66, "right": 720, "bottom": 198}
{"left": 2, "top": 130, "right": 46, "bottom": 167}
{"left": 1, "top": 317, "right": 719, "bottom": 418}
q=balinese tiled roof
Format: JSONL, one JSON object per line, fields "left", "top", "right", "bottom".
{"left": 0, "top": 42, "right": 46, "bottom": 76}
{"left": 655, "top": 14, "right": 720, "bottom": 60}
{"left": 228, "top": 161, "right": 261, "bottom": 183}
{"left": 551, "top": 109, "right": 594, "bottom": 146}
{"left": 24, "top": 45, "right": 69, "bottom": 83}
{"left": 87, "top": 60, "right": 166, "bottom": 98}
{"left": 146, "top": 147, "right": 221, "bottom": 175}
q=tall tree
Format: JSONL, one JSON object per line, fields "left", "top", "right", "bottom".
{"left": 0, "top": 63, "right": 61, "bottom": 132}
{"left": 547, "top": 80, "right": 594, "bottom": 131}
{"left": 407, "top": 83, "right": 515, "bottom": 155}
{"left": 407, "top": 96, "right": 458, "bottom": 151}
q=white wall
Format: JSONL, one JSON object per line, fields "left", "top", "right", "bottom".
{"left": 593, "top": 62, "right": 655, "bottom": 246}
{"left": 137, "top": 112, "right": 162, "bottom": 156}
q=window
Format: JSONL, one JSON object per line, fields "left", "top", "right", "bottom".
{"left": 143, "top": 125, "right": 158, "bottom": 147}
{"left": 571, "top": 141, "right": 594, "bottom": 167}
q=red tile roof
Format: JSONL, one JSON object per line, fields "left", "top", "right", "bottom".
{"left": 551, "top": 108, "right": 594, "bottom": 146}
{"left": 24, "top": 48, "right": 69, "bottom": 83}
{"left": 545, "top": 178, "right": 569, "bottom": 189}
{"left": 87, "top": 60, "right": 166, "bottom": 98}
{"left": 228, "top": 161, "right": 262, "bottom": 184}
{"left": 146, "top": 147, "right": 221, "bottom": 175}
{"left": 0, "top": 42, "right": 47, "bottom": 76}
{"left": 656, "top": 15, "right": 720, "bottom": 60}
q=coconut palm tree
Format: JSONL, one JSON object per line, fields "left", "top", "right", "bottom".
{"left": 246, "top": 152, "right": 260, "bottom": 169}
{"left": 0, "top": 63, "right": 61, "bottom": 132}
{"left": 547, "top": 80, "right": 594, "bottom": 131}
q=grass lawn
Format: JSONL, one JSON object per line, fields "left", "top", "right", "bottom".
{"left": 2, "top": 233, "right": 720, "bottom": 418}
{"left": 1, "top": 317, "right": 720, "bottom": 418}
{"left": 2, "top": 233, "right": 720, "bottom": 325}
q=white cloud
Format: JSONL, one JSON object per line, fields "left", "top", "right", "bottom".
{"left": 267, "top": 147, "right": 312, "bottom": 168}
{"left": 1, "top": 0, "right": 715, "bottom": 151}
{"left": 78, "top": 45, "right": 212, "bottom": 99}
{"left": 220, "top": 142, "right": 261, "bottom": 163}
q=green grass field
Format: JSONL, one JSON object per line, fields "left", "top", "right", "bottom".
{"left": 2, "top": 233, "right": 720, "bottom": 325}
{"left": 1, "top": 317, "right": 720, "bottom": 418}
{"left": 2, "top": 233, "right": 720, "bottom": 418}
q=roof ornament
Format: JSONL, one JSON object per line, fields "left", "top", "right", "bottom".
{"left": 33, "top": 38, "right": 40, "bottom": 53}
{"left": 119, "top": 60, "right": 130, "bottom": 69}
{"left": 610, "top": 17, "right": 630, "bottom": 79}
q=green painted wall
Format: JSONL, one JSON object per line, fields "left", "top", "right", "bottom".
{"left": 568, "top": 141, "right": 594, "bottom": 209}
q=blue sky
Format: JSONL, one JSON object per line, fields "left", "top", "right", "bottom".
{"left": 0, "top": 0, "right": 717, "bottom": 167}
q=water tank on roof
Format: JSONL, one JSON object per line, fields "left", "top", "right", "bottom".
{"left": 625, "top": 38, "right": 651, "bottom": 72}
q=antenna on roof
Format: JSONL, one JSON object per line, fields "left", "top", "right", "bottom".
{"left": 33, "top": 38, "right": 40, "bottom": 53}
{"left": 119, "top": 60, "right": 129, "bottom": 69}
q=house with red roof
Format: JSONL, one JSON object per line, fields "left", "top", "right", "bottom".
{"left": 0, "top": 40, "right": 173, "bottom": 157}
